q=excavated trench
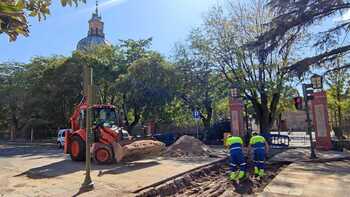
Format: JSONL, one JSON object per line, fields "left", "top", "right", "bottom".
{"left": 135, "top": 160, "right": 290, "bottom": 197}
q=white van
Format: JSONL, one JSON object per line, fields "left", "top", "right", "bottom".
{"left": 57, "top": 129, "right": 70, "bottom": 149}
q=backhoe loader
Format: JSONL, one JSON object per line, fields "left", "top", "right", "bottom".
{"left": 64, "top": 98, "right": 164, "bottom": 164}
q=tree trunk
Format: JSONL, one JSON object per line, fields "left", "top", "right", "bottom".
{"left": 252, "top": 99, "right": 276, "bottom": 134}
{"left": 127, "top": 107, "right": 140, "bottom": 132}
{"left": 259, "top": 91, "right": 271, "bottom": 134}
{"left": 122, "top": 94, "right": 129, "bottom": 128}
{"left": 10, "top": 111, "right": 18, "bottom": 140}
{"left": 10, "top": 126, "right": 15, "bottom": 141}
{"left": 201, "top": 106, "right": 212, "bottom": 130}
{"left": 201, "top": 100, "right": 213, "bottom": 140}
{"left": 259, "top": 111, "right": 271, "bottom": 134}
{"left": 336, "top": 87, "right": 342, "bottom": 128}
{"left": 338, "top": 104, "right": 342, "bottom": 128}
{"left": 30, "top": 128, "right": 34, "bottom": 142}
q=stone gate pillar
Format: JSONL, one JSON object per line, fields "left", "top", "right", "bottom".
{"left": 229, "top": 98, "right": 244, "bottom": 137}
{"left": 311, "top": 91, "right": 332, "bottom": 150}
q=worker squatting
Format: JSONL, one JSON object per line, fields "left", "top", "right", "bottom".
{"left": 226, "top": 133, "right": 270, "bottom": 181}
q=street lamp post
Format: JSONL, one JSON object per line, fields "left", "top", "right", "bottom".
{"left": 81, "top": 64, "right": 94, "bottom": 190}
{"left": 302, "top": 74, "right": 323, "bottom": 160}
{"left": 302, "top": 84, "right": 317, "bottom": 159}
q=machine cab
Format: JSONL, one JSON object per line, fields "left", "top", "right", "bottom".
{"left": 93, "top": 105, "right": 118, "bottom": 128}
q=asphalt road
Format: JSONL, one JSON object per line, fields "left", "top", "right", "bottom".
{"left": 0, "top": 143, "right": 218, "bottom": 197}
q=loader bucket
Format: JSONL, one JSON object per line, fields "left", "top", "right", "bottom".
{"left": 112, "top": 140, "right": 165, "bottom": 162}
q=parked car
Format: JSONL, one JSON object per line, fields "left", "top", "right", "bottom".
{"left": 57, "top": 129, "right": 70, "bottom": 149}
{"left": 119, "top": 128, "right": 131, "bottom": 140}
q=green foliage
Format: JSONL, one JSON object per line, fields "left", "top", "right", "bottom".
{"left": 0, "top": 0, "right": 85, "bottom": 41}
{"left": 173, "top": 42, "right": 229, "bottom": 130}
{"left": 326, "top": 66, "right": 350, "bottom": 128}
{"left": 0, "top": 56, "right": 83, "bottom": 138}
{"left": 116, "top": 52, "right": 176, "bottom": 130}
{"left": 182, "top": 0, "right": 296, "bottom": 133}
{"left": 0, "top": 39, "right": 180, "bottom": 137}
{"left": 72, "top": 45, "right": 123, "bottom": 104}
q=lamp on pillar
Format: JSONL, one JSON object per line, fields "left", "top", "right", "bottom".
{"left": 230, "top": 83, "right": 240, "bottom": 99}
{"left": 302, "top": 83, "right": 317, "bottom": 159}
{"left": 311, "top": 74, "right": 323, "bottom": 90}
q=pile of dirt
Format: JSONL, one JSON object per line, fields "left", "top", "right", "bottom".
{"left": 120, "top": 140, "right": 166, "bottom": 162}
{"left": 163, "top": 135, "right": 213, "bottom": 158}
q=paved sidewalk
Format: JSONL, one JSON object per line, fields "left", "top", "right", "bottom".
{"left": 269, "top": 148, "right": 350, "bottom": 163}
{"left": 259, "top": 160, "right": 350, "bottom": 197}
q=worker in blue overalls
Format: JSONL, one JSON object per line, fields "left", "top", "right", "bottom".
{"left": 226, "top": 135, "right": 247, "bottom": 181}
{"left": 249, "top": 132, "right": 269, "bottom": 177}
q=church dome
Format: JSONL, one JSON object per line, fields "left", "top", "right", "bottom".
{"left": 77, "top": 35, "right": 110, "bottom": 51}
{"left": 76, "top": 1, "right": 110, "bottom": 51}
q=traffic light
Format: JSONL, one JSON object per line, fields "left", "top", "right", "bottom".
{"left": 293, "top": 97, "right": 303, "bottom": 110}
{"left": 303, "top": 84, "right": 314, "bottom": 101}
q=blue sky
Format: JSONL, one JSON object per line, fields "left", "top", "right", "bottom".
{"left": 0, "top": 0, "right": 221, "bottom": 63}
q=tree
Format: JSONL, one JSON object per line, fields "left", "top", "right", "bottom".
{"left": 20, "top": 56, "right": 82, "bottom": 134}
{"left": 187, "top": 0, "right": 295, "bottom": 134}
{"left": 173, "top": 43, "right": 228, "bottom": 131}
{"left": 0, "top": 56, "right": 85, "bottom": 139}
{"left": 115, "top": 53, "right": 176, "bottom": 132}
{"left": 0, "top": 0, "right": 85, "bottom": 41}
{"left": 72, "top": 45, "right": 123, "bottom": 105}
{"left": 0, "top": 38, "right": 179, "bottom": 138}
{"left": 0, "top": 62, "right": 25, "bottom": 139}
{"left": 325, "top": 58, "right": 350, "bottom": 128}
{"left": 72, "top": 39, "right": 177, "bottom": 132}
{"left": 249, "top": 0, "right": 350, "bottom": 76}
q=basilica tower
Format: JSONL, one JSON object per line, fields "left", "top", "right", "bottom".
{"left": 76, "top": 1, "right": 109, "bottom": 51}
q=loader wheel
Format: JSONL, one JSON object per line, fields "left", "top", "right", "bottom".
{"left": 94, "top": 147, "right": 113, "bottom": 165}
{"left": 70, "top": 136, "right": 86, "bottom": 161}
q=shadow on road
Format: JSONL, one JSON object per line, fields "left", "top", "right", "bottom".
{"left": 14, "top": 159, "right": 160, "bottom": 179}
{"left": 0, "top": 145, "right": 62, "bottom": 158}
{"left": 97, "top": 161, "right": 160, "bottom": 177}
{"left": 72, "top": 186, "right": 94, "bottom": 197}
{"left": 14, "top": 159, "right": 84, "bottom": 179}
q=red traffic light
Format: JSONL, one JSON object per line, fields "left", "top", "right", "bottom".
{"left": 293, "top": 97, "right": 303, "bottom": 110}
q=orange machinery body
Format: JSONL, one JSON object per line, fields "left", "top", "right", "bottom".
{"left": 64, "top": 100, "right": 124, "bottom": 164}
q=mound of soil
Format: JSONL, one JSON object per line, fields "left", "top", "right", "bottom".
{"left": 164, "top": 135, "right": 213, "bottom": 158}
{"left": 120, "top": 140, "right": 166, "bottom": 162}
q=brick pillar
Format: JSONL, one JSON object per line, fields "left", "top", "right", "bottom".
{"left": 311, "top": 91, "right": 332, "bottom": 150}
{"left": 229, "top": 98, "right": 244, "bottom": 137}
